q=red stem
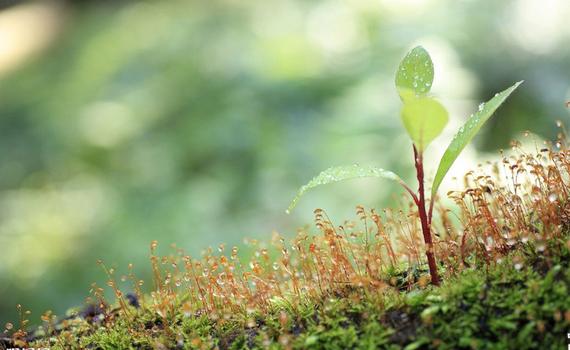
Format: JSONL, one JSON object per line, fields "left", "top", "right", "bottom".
{"left": 413, "top": 146, "right": 440, "bottom": 286}
{"left": 428, "top": 197, "right": 434, "bottom": 226}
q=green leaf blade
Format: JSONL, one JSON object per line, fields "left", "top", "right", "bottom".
{"left": 395, "top": 46, "right": 434, "bottom": 98}
{"left": 401, "top": 96, "right": 448, "bottom": 152}
{"left": 286, "top": 165, "right": 405, "bottom": 214}
{"left": 431, "top": 81, "right": 523, "bottom": 198}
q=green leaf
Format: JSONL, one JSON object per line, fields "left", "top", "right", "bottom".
{"left": 401, "top": 96, "right": 448, "bottom": 152}
{"left": 431, "top": 81, "right": 523, "bottom": 198}
{"left": 286, "top": 165, "right": 405, "bottom": 213}
{"left": 395, "top": 46, "right": 434, "bottom": 99}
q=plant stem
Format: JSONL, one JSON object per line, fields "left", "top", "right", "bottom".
{"left": 413, "top": 146, "right": 440, "bottom": 286}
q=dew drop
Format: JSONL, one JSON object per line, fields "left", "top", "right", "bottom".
{"left": 548, "top": 192, "right": 558, "bottom": 202}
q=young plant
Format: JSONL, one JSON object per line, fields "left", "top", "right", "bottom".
{"left": 286, "top": 45, "right": 522, "bottom": 286}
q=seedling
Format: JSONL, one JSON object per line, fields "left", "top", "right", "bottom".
{"left": 287, "top": 46, "right": 522, "bottom": 285}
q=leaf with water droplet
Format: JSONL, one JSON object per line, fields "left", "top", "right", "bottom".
{"left": 401, "top": 96, "right": 448, "bottom": 152}
{"left": 286, "top": 165, "right": 406, "bottom": 213}
{"left": 395, "top": 46, "right": 434, "bottom": 100}
{"left": 431, "top": 81, "right": 523, "bottom": 198}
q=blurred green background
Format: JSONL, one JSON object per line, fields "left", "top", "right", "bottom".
{"left": 0, "top": 0, "right": 569, "bottom": 325}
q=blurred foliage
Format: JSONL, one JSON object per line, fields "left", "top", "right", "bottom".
{"left": 0, "top": 0, "right": 569, "bottom": 324}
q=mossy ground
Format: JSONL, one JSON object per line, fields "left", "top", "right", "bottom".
{"left": 14, "top": 238, "right": 568, "bottom": 350}
{"left": 4, "top": 141, "right": 570, "bottom": 349}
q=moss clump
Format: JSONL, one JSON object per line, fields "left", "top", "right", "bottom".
{"left": 20, "top": 238, "right": 567, "bottom": 350}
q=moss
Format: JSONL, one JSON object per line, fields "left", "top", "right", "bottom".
{"left": 16, "top": 140, "right": 570, "bottom": 349}
{"left": 30, "top": 240, "right": 569, "bottom": 349}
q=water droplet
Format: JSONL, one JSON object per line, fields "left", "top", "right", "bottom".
{"left": 548, "top": 192, "right": 558, "bottom": 202}
{"left": 478, "top": 103, "right": 485, "bottom": 112}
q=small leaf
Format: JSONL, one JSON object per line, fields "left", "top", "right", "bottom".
{"left": 395, "top": 46, "right": 434, "bottom": 99}
{"left": 401, "top": 96, "right": 448, "bottom": 152}
{"left": 286, "top": 165, "right": 405, "bottom": 213}
{"left": 431, "top": 81, "right": 523, "bottom": 197}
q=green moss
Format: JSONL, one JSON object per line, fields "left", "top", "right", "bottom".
{"left": 30, "top": 241, "right": 568, "bottom": 350}
{"left": 10, "top": 231, "right": 561, "bottom": 350}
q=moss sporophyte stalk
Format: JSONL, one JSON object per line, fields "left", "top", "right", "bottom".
{"left": 287, "top": 46, "right": 522, "bottom": 286}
